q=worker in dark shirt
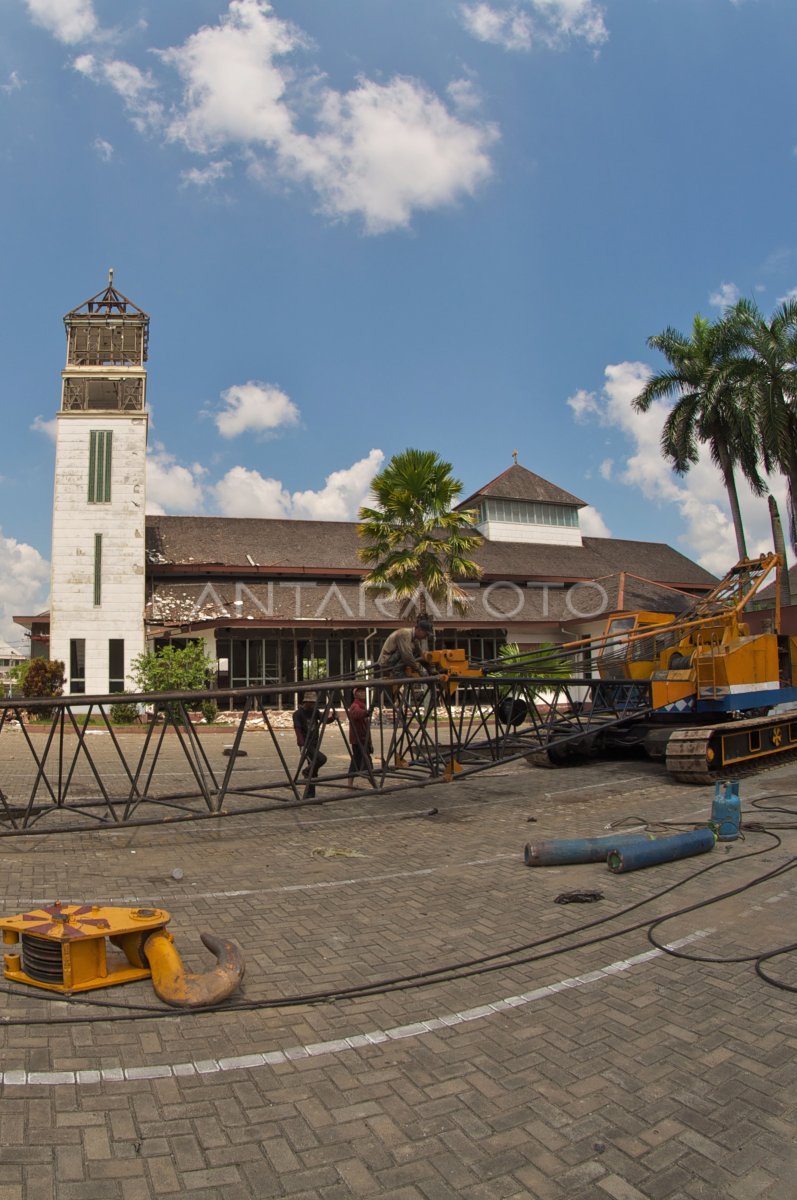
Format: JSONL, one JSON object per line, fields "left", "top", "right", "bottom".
{"left": 292, "top": 690, "right": 333, "bottom": 798}
{"left": 377, "top": 617, "right": 434, "bottom": 678}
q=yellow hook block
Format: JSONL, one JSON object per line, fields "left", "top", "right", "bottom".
{"left": 1, "top": 902, "right": 244, "bottom": 1007}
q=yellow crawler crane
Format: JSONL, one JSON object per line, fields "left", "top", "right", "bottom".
{"left": 1, "top": 901, "right": 245, "bottom": 1007}
{"left": 361, "top": 558, "right": 797, "bottom": 785}
{"left": 592, "top": 554, "right": 797, "bottom": 781}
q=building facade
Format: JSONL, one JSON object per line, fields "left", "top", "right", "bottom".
{"left": 15, "top": 279, "right": 718, "bottom": 699}
{"left": 0, "top": 640, "right": 25, "bottom": 695}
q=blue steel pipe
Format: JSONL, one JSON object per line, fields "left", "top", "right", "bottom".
{"left": 607, "top": 828, "right": 716, "bottom": 874}
{"left": 524, "top": 834, "right": 655, "bottom": 867}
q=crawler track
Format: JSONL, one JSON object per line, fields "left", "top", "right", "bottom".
{"left": 666, "top": 712, "right": 797, "bottom": 783}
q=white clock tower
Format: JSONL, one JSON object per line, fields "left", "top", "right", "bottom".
{"left": 49, "top": 273, "right": 149, "bottom": 695}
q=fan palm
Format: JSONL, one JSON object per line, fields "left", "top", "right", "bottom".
{"left": 632, "top": 314, "right": 765, "bottom": 560}
{"left": 357, "top": 449, "right": 483, "bottom": 616}
{"left": 723, "top": 298, "right": 797, "bottom": 549}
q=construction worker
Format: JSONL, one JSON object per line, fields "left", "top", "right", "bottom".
{"left": 376, "top": 617, "right": 434, "bottom": 679}
{"left": 292, "top": 690, "right": 334, "bottom": 798}
{"left": 346, "top": 685, "right": 374, "bottom": 788}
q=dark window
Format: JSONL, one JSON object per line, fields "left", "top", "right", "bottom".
{"left": 109, "top": 639, "right": 125, "bottom": 693}
{"left": 88, "top": 430, "right": 112, "bottom": 503}
{"left": 70, "top": 639, "right": 86, "bottom": 694}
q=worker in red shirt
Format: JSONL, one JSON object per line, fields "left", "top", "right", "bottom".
{"left": 346, "top": 686, "right": 374, "bottom": 788}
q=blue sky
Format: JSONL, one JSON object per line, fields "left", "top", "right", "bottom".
{"left": 1, "top": 0, "right": 796, "bottom": 648}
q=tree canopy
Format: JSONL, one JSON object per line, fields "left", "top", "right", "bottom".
{"left": 633, "top": 313, "right": 765, "bottom": 559}
{"left": 357, "top": 448, "right": 483, "bottom": 617}
{"left": 724, "top": 298, "right": 797, "bottom": 548}
{"left": 635, "top": 299, "right": 797, "bottom": 558}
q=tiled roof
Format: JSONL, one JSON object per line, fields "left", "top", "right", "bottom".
{"left": 608, "top": 573, "right": 695, "bottom": 615}
{"left": 457, "top": 464, "right": 586, "bottom": 509}
{"left": 146, "top": 516, "right": 716, "bottom": 590}
{"left": 147, "top": 517, "right": 359, "bottom": 572}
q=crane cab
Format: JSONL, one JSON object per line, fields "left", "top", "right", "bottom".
{"left": 596, "top": 611, "right": 677, "bottom": 682}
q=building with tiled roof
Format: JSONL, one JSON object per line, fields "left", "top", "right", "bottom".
{"left": 13, "top": 278, "right": 717, "bottom": 700}
{"left": 458, "top": 462, "right": 585, "bottom": 547}
{"left": 138, "top": 508, "right": 713, "bottom": 699}
{"left": 16, "top": 461, "right": 716, "bottom": 701}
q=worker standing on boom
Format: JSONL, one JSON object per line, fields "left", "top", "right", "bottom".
{"left": 376, "top": 617, "right": 434, "bottom": 679}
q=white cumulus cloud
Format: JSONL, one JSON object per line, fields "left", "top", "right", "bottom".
{"left": 461, "top": 4, "right": 532, "bottom": 52}
{"left": 0, "top": 527, "right": 50, "bottom": 649}
{"left": 579, "top": 505, "right": 611, "bottom": 537}
{"left": 709, "top": 281, "right": 740, "bottom": 309}
{"left": 447, "top": 78, "right": 484, "bottom": 115}
{"left": 73, "top": 54, "right": 164, "bottom": 134}
{"left": 31, "top": 415, "right": 58, "bottom": 440}
{"left": 291, "top": 449, "right": 385, "bottom": 520}
{"left": 462, "top": 0, "right": 607, "bottom": 51}
{"left": 291, "top": 76, "right": 496, "bottom": 234}
{"left": 66, "top": 0, "right": 495, "bottom": 233}
{"left": 566, "top": 387, "right": 602, "bottom": 422}
{"left": 213, "top": 467, "right": 294, "bottom": 518}
{"left": 213, "top": 381, "right": 300, "bottom": 439}
{"left": 25, "top": 0, "right": 98, "bottom": 44}
{"left": 1, "top": 71, "right": 23, "bottom": 93}
{"left": 567, "top": 361, "right": 788, "bottom": 575}
{"left": 213, "top": 449, "right": 384, "bottom": 520}
{"left": 181, "top": 160, "right": 230, "bottom": 188}
{"left": 146, "top": 445, "right": 206, "bottom": 515}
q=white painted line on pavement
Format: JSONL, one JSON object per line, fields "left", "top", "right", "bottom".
{"left": 13, "top": 854, "right": 519, "bottom": 906}
{"left": 0, "top": 929, "right": 710, "bottom": 1090}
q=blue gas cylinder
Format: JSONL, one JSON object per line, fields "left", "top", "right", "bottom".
{"left": 710, "top": 780, "right": 741, "bottom": 841}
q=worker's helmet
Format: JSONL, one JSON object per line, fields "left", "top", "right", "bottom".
{"left": 415, "top": 617, "right": 434, "bottom": 636}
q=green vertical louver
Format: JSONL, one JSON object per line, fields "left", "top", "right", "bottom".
{"left": 94, "top": 533, "right": 102, "bottom": 606}
{"left": 88, "top": 430, "right": 112, "bottom": 503}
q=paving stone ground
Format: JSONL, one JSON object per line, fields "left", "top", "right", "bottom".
{"left": 0, "top": 726, "right": 795, "bottom": 1199}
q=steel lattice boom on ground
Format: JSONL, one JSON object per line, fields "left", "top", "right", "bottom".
{"left": 0, "top": 674, "right": 652, "bottom": 836}
{"left": 5, "top": 554, "right": 797, "bottom": 833}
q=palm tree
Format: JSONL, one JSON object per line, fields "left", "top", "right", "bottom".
{"left": 357, "top": 449, "right": 483, "bottom": 617}
{"left": 723, "top": 298, "right": 797, "bottom": 550}
{"left": 632, "top": 314, "right": 766, "bottom": 560}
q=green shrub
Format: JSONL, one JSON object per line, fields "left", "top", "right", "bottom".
{"left": 8, "top": 659, "right": 32, "bottom": 695}
{"left": 21, "top": 659, "right": 65, "bottom": 700}
{"left": 201, "top": 700, "right": 218, "bottom": 724}
{"left": 131, "top": 642, "right": 215, "bottom": 719}
{"left": 110, "top": 697, "right": 139, "bottom": 725}
{"left": 131, "top": 642, "right": 214, "bottom": 694}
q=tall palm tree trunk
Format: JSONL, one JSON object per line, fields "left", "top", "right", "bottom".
{"left": 769, "top": 495, "right": 792, "bottom": 609}
{"left": 717, "top": 443, "right": 748, "bottom": 560}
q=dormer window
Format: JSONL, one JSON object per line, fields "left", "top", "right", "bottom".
{"left": 480, "top": 499, "right": 578, "bottom": 529}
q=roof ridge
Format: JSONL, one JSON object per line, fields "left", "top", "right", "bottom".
{"left": 458, "top": 463, "right": 586, "bottom": 510}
